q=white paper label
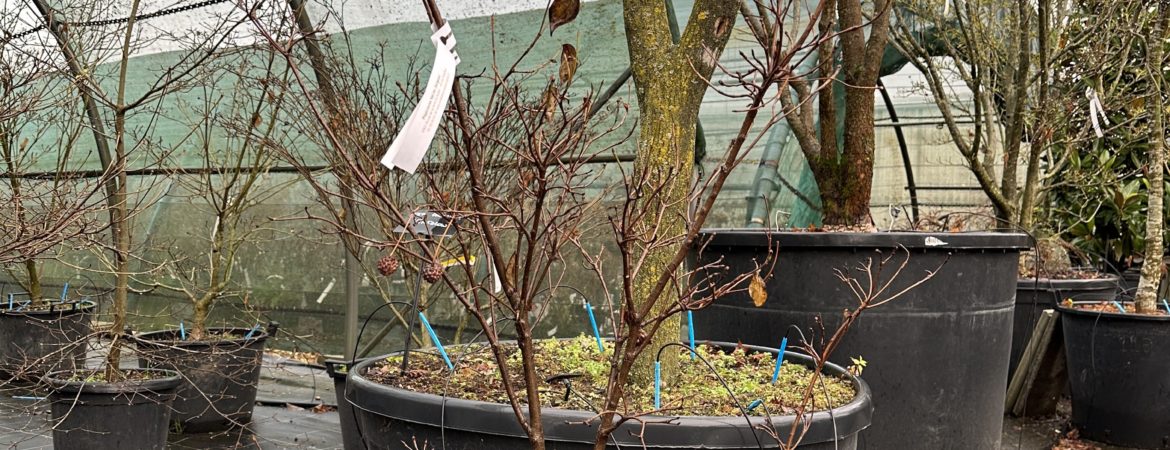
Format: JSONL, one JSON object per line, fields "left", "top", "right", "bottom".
{"left": 1086, "top": 87, "right": 1109, "bottom": 138}
{"left": 381, "top": 23, "right": 460, "bottom": 173}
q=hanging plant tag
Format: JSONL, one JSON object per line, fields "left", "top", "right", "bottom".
{"left": 381, "top": 23, "right": 460, "bottom": 173}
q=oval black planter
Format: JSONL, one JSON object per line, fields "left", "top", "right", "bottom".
{"left": 346, "top": 342, "right": 872, "bottom": 449}
{"left": 0, "top": 300, "right": 96, "bottom": 379}
{"left": 325, "top": 359, "right": 364, "bottom": 450}
{"left": 133, "top": 326, "right": 271, "bottom": 433}
{"left": 1057, "top": 301, "right": 1170, "bottom": 448}
{"left": 45, "top": 368, "right": 181, "bottom": 450}
{"left": 692, "top": 230, "right": 1030, "bottom": 450}
{"left": 1010, "top": 275, "right": 1119, "bottom": 379}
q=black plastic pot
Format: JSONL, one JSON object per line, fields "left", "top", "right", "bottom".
{"left": 1010, "top": 275, "right": 1119, "bottom": 378}
{"left": 45, "top": 368, "right": 181, "bottom": 450}
{"left": 347, "top": 342, "right": 872, "bottom": 449}
{"left": 325, "top": 359, "right": 364, "bottom": 450}
{"left": 692, "top": 230, "right": 1030, "bottom": 450}
{"left": 133, "top": 325, "right": 274, "bottom": 432}
{"left": 0, "top": 300, "right": 96, "bottom": 379}
{"left": 1057, "top": 301, "right": 1170, "bottom": 448}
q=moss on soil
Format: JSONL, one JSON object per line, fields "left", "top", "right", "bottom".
{"left": 364, "top": 335, "right": 857, "bottom": 417}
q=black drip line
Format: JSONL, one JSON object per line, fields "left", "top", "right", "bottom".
{"left": 5, "top": 0, "right": 232, "bottom": 43}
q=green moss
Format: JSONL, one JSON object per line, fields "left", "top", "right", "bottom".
{"left": 369, "top": 335, "right": 856, "bottom": 417}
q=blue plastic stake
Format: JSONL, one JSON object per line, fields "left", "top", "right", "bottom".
{"left": 585, "top": 302, "right": 604, "bottom": 353}
{"left": 419, "top": 312, "right": 454, "bottom": 371}
{"left": 1163, "top": 299, "right": 1170, "bottom": 314}
{"left": 244, "top": 324, "right": 262, "bottom": 340}
{"left": 746, "top": 399, "right": 763, "bottom": 413}
{"left": 771, "top": 336, "right": 789, "bottom": 384}
{"left": 687, "top": 310, "right": 696, "bottom": 360}
{"left": 60, "top": 283, "right": 69, "bottom": 301}
{"left": 7, "top": 294, "right": 12, "bottom": 310}
{"left": 179, "top": 321, "right": 186, "bottom": 340}
{"left": 1112, "top": 301, "right": 1127, "bottom": 314}
{"left": 653, "top": 361, "right": 661, "bottom": 410}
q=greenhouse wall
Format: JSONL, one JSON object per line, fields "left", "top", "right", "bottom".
{"left": 0, "top": 0, "right": 1002, "bottom": 355}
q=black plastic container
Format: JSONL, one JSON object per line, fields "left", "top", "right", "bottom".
{"left": 45, "top": 368, "right": 181, "bottom": 450}
{"left": 693, "top": 230, "right": 1030, "bottom": 450}
{"left": 1057, "top": 301, "right": 1170, "bottom": 448}
{"left": 346, "top": 342, "right": 872, "bottom": 449}
{"left": 0, "top": 300, "right": 95, "bottom": 379}
{"left": 325, "top": 359, "right": 363, "bottom": 450}
{"left": 1010, "top": 275, "right": 1119, "bottom": 378}
{"left": 133, "top": 325, "right": 274, "bottom": 432}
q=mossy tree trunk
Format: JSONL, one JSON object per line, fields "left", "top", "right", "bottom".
{"left": 1134, "top": 3, "right": 1167, "bottom": 314}
{"left": 620, "top": 0, "right": 736, "bottom": 387}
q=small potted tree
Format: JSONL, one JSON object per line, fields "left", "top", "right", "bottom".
{"left": 245, "top": 0, "right": 922, "bottom": 448}
{"left": 26, "top": 0, "right": 247, "bottom": 447}
{"left": 1054, "top": 3, "right": 1170, "bottom": 447}
{"left": 0, "top": 52, "right": 102, "bottom": 380}
{"left": 130, "top": 54, "right": 289, "bottom": 433}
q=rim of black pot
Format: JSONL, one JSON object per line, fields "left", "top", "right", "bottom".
{"left": 43, "top": 368, "right": 183, "bottom": 394}
{"left": 1055, "top": 300, "right": 1170, "bottom": 322}
{"left": 132, "top": 326, "right": 270, "bottom": 348}
{"left": 1016, "top": 273, "right": 1121, "bottom": 288}
{"left": 697, "top": 228, "right": 1032, "bottom": 250}
{"left": 347, "top": 341, "right": 872, "bottom": 447}
{"left": 0, "top": 299, "right": 96, "bottom": 316}
{"left": 325, "top": 358, "right": 367, "bottom": 379}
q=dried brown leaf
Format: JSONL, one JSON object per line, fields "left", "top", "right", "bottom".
{"left": 541, "top": 83, "right": 559, "bottom": 121}
{"left": 559, "top": 44, "right": 579, "bottom": 85}
{"left": 749, "top": 273, "right": 768, "bottom": 307}
{"left": 548, "top": 0, "right": 580, "bottom": 35}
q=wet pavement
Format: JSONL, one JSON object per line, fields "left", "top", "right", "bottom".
{"left": 0, "top": 354, "right": 342, "bottom": 449}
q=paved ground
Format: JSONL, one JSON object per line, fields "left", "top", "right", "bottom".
{"left": 0, "top": 354, "right": 1134, "bottom": 449}
{"left": 0, "top": 355, "right": 342, "bottom": 449}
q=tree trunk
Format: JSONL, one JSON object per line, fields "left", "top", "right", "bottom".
{"left": 812, "top": 0, "right": 891, "bottom": 226}
{"left": 628, "top": 82, "right": 699, "bottom": 384}
{"left": 620, "top": 0, "right": 736, "bottom": 386}
{"left": 1135, "top": 4, "right": 1167, "bottom": 314}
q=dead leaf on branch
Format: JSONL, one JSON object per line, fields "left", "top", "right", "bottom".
{"left": 548, "top": 0, "right": 580, "bottom": 35}
{"left": 541, "top": 83, "right": 559, "bottom": 121}
{"left": 559, "top": 43, "right": 579, "bottom": 85}
{"left": 749, "top": 272, "right": 768, "bottom": 307}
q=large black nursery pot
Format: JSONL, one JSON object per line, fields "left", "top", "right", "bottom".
{"left": 1057, "top": 301, "right": 1170, "bottom": 448}
{"left": 1010, "top": 275, "right": 1119, "bottom": 378}
{"left": 693, "top": 230, "right": 1030, "bottom": 450}
{"left": 325, "top": 359, "right": 364, "bottom": 450}
{"left": 0, "top": 299, "right": 95, "bottom": 379}
{"left": 133, "top": 324, "right": 275, "bottom": 432}
{"left": 45, "top": 368, "right": 182, "bottom": 450}
{"left": 346, "top": 342, "right": 872, "bottom": 449}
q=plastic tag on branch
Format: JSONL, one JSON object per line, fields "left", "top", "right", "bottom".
{"left": 381, "top": 22, "right": 460, "bottom": 173}
{"left": 1086, "top": 87, "right": 1109, "bottom": 138}
{"left": 749, "top": 272, "right": 768, "bottom": 307}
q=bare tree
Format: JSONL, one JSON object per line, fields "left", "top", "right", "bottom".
{"left": 0, "top": 22, "right": 108, "bottom": 290}
{"left": 29, "top": 0, "right": 259, "bottom": 378}
{"left": 138, "top": 48, "right": 296, "bottom": 339}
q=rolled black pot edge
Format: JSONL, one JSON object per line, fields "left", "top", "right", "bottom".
{"left": 348, "top": 341, "right": 872, "bottom": 447}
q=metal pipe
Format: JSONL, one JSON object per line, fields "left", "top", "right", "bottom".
{"left": 877, "top": 78, "right": 919, "bottom": 223}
